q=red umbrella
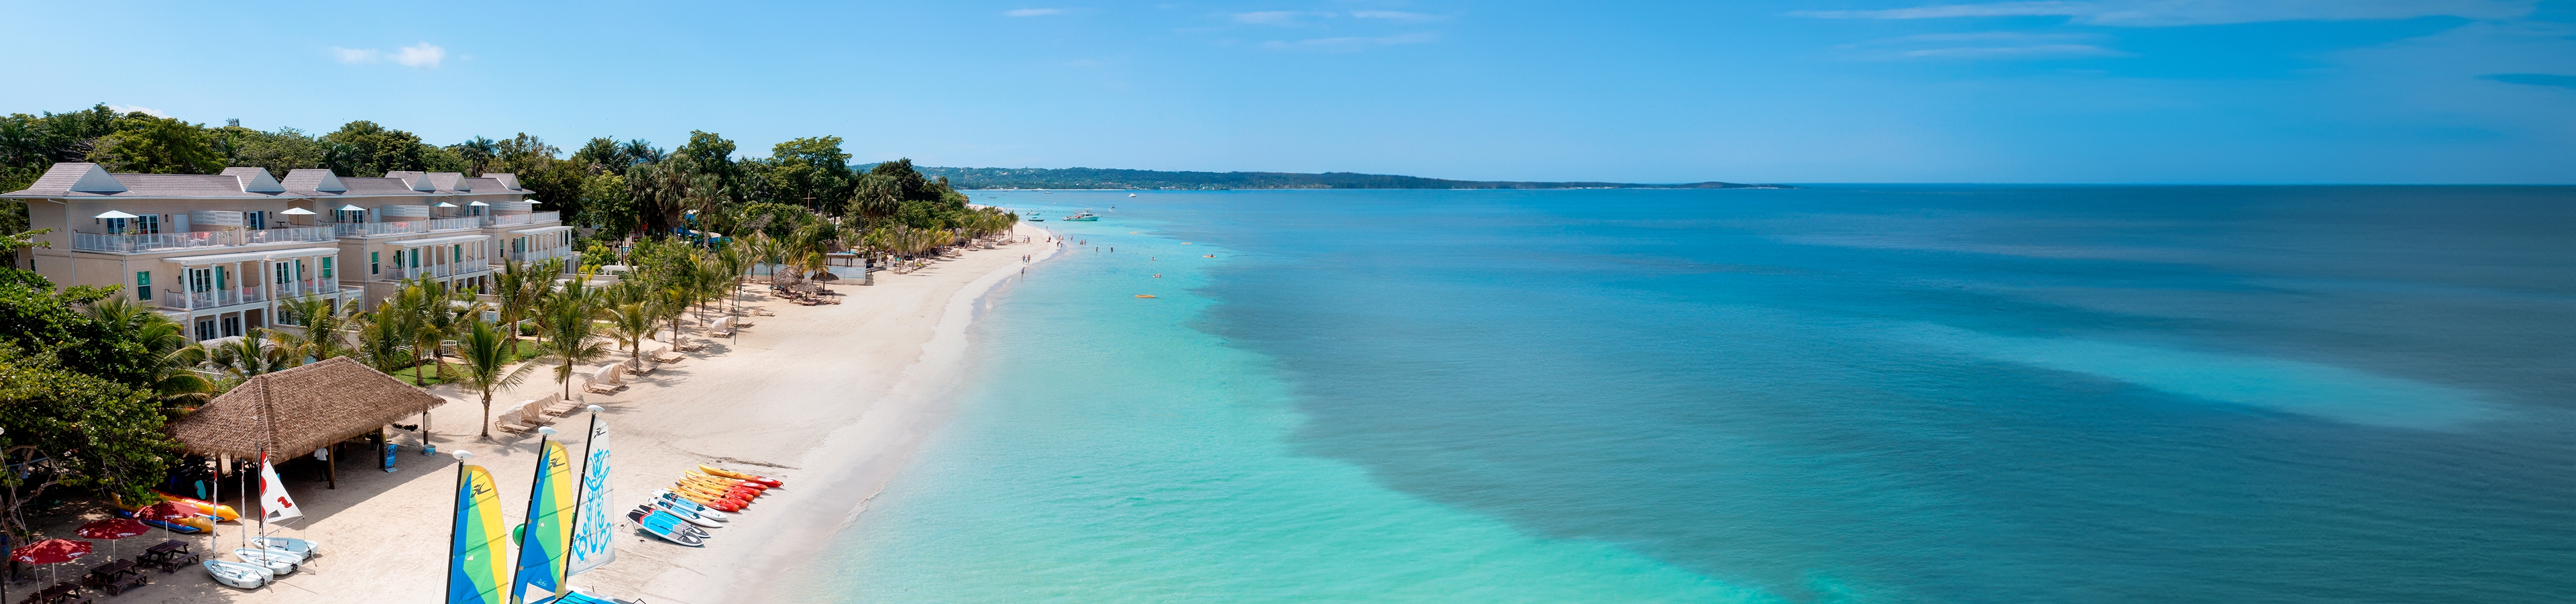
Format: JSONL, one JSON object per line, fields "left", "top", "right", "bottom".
{"left": 76, "top": 519, "right": 150, "bottom": 558}
{"left": 11, "top": 538, "right": 91, "bottom": 585}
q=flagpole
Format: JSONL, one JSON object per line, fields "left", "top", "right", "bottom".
{"left": 509, "top": 427, "right": 556, "bottom": 604}
{"left": 558, "top": 407, "right": 602, "bottom": 599}
{"left": 445, "top": 450, "right": 474, "bottom": 604}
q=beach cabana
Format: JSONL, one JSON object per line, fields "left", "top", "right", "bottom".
{"left": 168, "top": 357, "right": 447, "bottom": 489}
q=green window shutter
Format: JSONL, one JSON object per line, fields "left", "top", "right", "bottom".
{"left": 323, "top": 258, "right": 334, "bottom": 279}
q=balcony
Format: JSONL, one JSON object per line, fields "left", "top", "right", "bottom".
{"left": 333, "top": 221, "right": 427, "bottom": 238}
{"left": 394, "top": 261, "right": 492, "bottom": 281}
{"left": 273, "top": 278, "right": 341, "bottom": 299}
{"left": 72, "top": 226, "right": 333, "bottom": 254}
{"left": 511, "top": 246, "right": 574, "bottom": 263}
{"left": 532, "top": 211, "right": 559, "bottom": 223}
{"left": 159, "top": 286, "right": 266, "bottom": 311}
{"left": 484, "top": 213, "right": 533, "bottom": 227}
{"left": 428, "top": 217, "right": 480, "bottom": 232}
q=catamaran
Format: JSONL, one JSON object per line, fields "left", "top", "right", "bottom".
{"left": 1060, "top": 210, "right": 1099, "bottom": 221}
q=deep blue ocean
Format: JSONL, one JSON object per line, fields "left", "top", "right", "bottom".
{"left": 781, "top": 187, "right": 2574, "bottom": 603}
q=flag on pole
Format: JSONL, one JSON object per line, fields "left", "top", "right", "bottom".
{"left": 258, "top": 454, "right": 303, "bottom": 523}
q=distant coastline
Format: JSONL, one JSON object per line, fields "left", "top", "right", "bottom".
{"left": 905, "top": 165, "right": 1794, "bottom": 191}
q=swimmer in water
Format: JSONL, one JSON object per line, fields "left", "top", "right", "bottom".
{"left": 1152, "top": 274, "right": 1162, "bottom": 278}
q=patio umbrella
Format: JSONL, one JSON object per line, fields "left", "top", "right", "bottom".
{"left": 336, "top": 205, "right": 365, "bottom": 211}
{"left": 75, "top": 519, "right": 150, "bottom": 558}
{"left": 11, "top": 539, "right": 91, "bottom": 585}
{"left": 93, "top": 210, "right": 138, "bottom": 219}
{"left": 435, "top": 201, "right": 458, "bottom": 207}
{"left": 129, "top": 502, "right": 201, "bottom": 538}
{"left": 278, "top": 207, "right": 316, "bottom": 215}
{"left": 468, "top": 201, "right": 489, "bottom": 206}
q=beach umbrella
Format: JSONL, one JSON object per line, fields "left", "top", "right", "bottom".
{"left": 76, "top": 519, "right": 150, "bottom": 558}
{"left": 435, "top": 201, "right": 458, "bottom": 207}
{"left": 94, "top": 210, "right": 138, "bottom": 219}
{"left": 336, "top": 204, "right": 365, "bottom": 211}
{"left": 12, "top": 538, "right": 91, "bottom": 585}
{"left": 468, "top": 201, "right": 489, "bottom": 206}
{"left": 279, "top": 207, "right": 316, "bottom": 215}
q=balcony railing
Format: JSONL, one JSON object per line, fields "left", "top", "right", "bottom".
{"left": 273, "top": 278, "right": 341, "bottom": 299}
{"left": 428, "top": 217, "right": 480, "bottom": 232}
{"left": 511, "top": 247, "right": 573, "bottom": 263}
{"left": 72, "top": 226, "right": 333, "bottom": 254}
{"left": 333, "top": 221, "right": 427, "bottom": 238}
{"left": 484, "top": 213, "right": 533, "bottom": 227}
{"left": 393, "top": 261, "right": 492, "bottom": 281}
{"left": 532, "top": 211, "right": 559, "bottom": 223}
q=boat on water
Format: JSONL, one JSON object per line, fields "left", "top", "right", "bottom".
{"left": 1060, "top": 211, "right": 1100, "bottom": 221}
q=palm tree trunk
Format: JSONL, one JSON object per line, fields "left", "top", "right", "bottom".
{"left": 479, "top": 390, "right": 492, "bottom": 438}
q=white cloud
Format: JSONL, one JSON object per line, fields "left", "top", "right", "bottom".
{"left": 331, "top": 43, "right": 445, "bottom": 68}
{"left": 1261, "top": 32, "right": 1438, "bottom": 52}
{"left": 330, "top": 47, "right": 380, "bottom": 64}
{"left": 1790, "top": 0, "right": 2534, "bottom": 26}
{"left": 107, "top": 105, "right": 167, "bottom": 117}
{"left": 1006, "top": 8, "right": 1067, "bottom": 17}
{"left": 1350, "top": 10, "right": 1450, "bottom": 22}
{"left": 392, "top": 43, "right": 445, "bottom": 68}
{"left": 1234, "top": 10, "right": 1332, "bottom": 25}
{"left": 1902, "top": 44, "right": 2132, "bottom": 58}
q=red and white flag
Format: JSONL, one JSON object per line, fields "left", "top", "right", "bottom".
{"left": 258, "top": 454, "right": 303, "bottom": 523}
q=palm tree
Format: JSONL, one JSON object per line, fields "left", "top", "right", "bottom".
{"left": 274, "top": 295, "right": 355, "bottom": 362}
{"left": 352, "top": 305, "right": 432, "bottom": 435}
{"left": 207, "top": 328, "right": 294, "bottom": 383}
{"left": 453, "top": 316, "right": 537, "bottom": 439}
{"left": 535, "top": 274, "right": 609, "bottom": 401}
{"left": 603, "top": 300, "right": 657, "bottom": 371}
{"left": 492, "top": 258, "right": 555, "bottom": 357}
{"left": 83, "top": 297, "right": 213, "bottom": 409}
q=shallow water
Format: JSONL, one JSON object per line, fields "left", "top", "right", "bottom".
{"left": 782, "top": 187, "right": 2575, "bottom": 603}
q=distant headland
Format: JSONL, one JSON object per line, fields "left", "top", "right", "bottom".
{"left": 903, "top": 166, "right": 1794, "bottom": 191}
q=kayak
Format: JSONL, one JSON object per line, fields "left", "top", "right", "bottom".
{"left": 154, "top": 491, "right": 242, "bottom": 522}
{"left": 627, "top": 508, "right": 706, "bottom": 547}
{"left": 698, "top": 465, "right": 784, "bottom": 487}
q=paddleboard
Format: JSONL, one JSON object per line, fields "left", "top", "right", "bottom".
{"left": 628, "top": 508, "right": 706, "bottom": 547}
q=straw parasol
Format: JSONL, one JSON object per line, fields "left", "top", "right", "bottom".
{"left": 167, "top": 357, "right": 445, "bottom": 489}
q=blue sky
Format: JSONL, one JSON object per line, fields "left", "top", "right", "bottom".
{"left": 2, "top": 0, "right": 2571, "bottom": 183}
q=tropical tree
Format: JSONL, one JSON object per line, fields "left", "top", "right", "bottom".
{"left": 273, "top": 294, "right": 356, "bottom": 362}
{"left": 492, "top": 258, "right": 556, "bottom": 356}
{"left": 534, "top": 275, "right": 608, "bottom": 401}
{"left": 602, "top": 299, "right": 658, "bottom": 372}
{"left": 453, "top": 317, "right": 536, "bottom": 439}
{"left": 205, "top": 328, "right": 294, "bottom": 383}
{"left": 80, "top": 297, "right": 213, "bottom": 409}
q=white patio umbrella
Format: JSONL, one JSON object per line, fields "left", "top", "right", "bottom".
{"left": 278, "top": 207, "right": 316, "bottom": 215}
{"left": 468, "top": 201, "right": 489, "bottom": 206}
{"left": 336, "top": 205, "right": 365, "bottom": 211}
{"left": 95, "top": 210, "right": 138, "bottom": 219}
{"left": 434, "top": 201, "right": 458, "bottom": 207}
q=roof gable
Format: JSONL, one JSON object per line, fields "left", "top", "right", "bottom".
{"left": 220, "top": 167, "right": 285, "bottom": 193}
{"left": 280, "top": 168, "right": 347, "bottom": 193}
{"left": 42, "top": 163, "right": 129, "bottom": 193}
{"left": 430, "top": 172, "right": 468, "bottom": 191}
{"left": 484, "top": 173, "right": 522, "bottom": 190}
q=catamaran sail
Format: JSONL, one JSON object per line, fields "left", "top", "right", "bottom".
{"left": 447, "top": 460, "right": 512, "bottom": 604}
{"left": 512, "top": 440, "right": 578, "bottom": 604}
{"left": 566, "top": 415, "right": 614, "bottom": 577}
{"left": 257, "top": 454, "right": 301, "bottom": 523}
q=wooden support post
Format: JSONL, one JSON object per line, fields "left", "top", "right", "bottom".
{"left": 327, "top": 443, "right": 337, "bottom": 490}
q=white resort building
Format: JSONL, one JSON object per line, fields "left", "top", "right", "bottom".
{"left": 6, "top": 162, "right": 576, "bottom": 342}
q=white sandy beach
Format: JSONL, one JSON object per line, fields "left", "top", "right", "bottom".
{"left": 81, "top": 224, "right": 1057, "bottom": 603}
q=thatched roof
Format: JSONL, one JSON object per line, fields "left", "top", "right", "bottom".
{"left": 168, "top": 357, "right": 447, "bottom": 457}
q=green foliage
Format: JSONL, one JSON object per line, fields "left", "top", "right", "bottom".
{"left": 319, "top": 120, "right": 446, "bottom": 177}
{"left": 455, "top": 316, "right": 537, "bottom": 438}
{"left": 582, "top": 171, "right": 636, "bottom": 236}
{"left": 761, "top": 136, "right": 853, "bottom": 212}
{"left": 0, "top": 343, "right": 180, "bottom": 523}
{"left": 211, "top": 124, "right": 329, "bottom": 178}
{"left": 0, "top": 104, "right": 123, "bottom": 192}
{"left": 733, "top": 201, "right": 814, "bottom": 240}
{"left": 89, "top": 114, "right": 223, "bottom": 174}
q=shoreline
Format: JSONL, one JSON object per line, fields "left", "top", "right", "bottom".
{"left": 676, "top": 225, "right": 1061, "bottom": 603}
{"left": 132, "top": 225, "right": 1060, "bottom": 603}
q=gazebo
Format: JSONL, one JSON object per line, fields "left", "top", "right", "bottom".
{"left": 168, "top": 357, "right": 447, "bottom": 489}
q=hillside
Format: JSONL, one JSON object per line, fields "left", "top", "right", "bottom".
{"left": 907, "top": 166, "right": 1791, "bottom": 191}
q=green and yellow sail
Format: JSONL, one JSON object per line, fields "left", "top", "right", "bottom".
{"left": 511, "top": 440, "right": 578, "bottom": 603}
{"left": 447, "top": 464, "right": 512, "bottom": 604}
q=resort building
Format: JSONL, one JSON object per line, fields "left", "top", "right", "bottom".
{"left": 5, "top": 162, "right": 573, "bottom": 342}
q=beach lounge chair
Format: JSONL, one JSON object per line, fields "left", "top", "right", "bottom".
{"left": 541, "top": 393, "right": 583, "bottom": 417}
{"left": 518, "top": 399, "right": 555, "bottom": 427}
{"left": 650, "top": 345, "right": 684, "bottom": 364}
{"left": 584, "top": 365, "right": 628, "bottom": 394}
{"left": 673, "top": 335, "right": 705, "bottom": 352}
{"left": 494, "top": 400, "right": 537, "bottom": 434}
{"left": 709, "top": 317, "right": 737, "bottom": 337}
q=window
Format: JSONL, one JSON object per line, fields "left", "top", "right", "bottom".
{"left": 215, "top": 266, "right": 227, "bottom": 289}
{"left": 246, "top": 211, "right": 266, "bottom": 230}
{"left": 410, "top": 248, "right": 420, "bottom": 268}
{"left": 138, "top": 215, "right": 159, "bottom": 234}
{"left": 276, "top": 262, "right": 290, "bottom": 284}
{"left": 370, "top": 252, "right": 380, "bottom": 274}
{"left": 196, "top": 320, "right": 215, "bottom": 342}
{"left": 322, "top": 257, "right": 334, "bottom": 279}
{"left": 221, "top": 316, "right": 241, "bottom": 338}
{"left": 453, "top": 244, "right": 462, "bottom": 263}
{"left": 136, "top": 271, "right": 152, "bottom": 301}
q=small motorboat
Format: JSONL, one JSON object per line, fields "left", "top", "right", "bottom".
{"left": 205, "top": 559, "right": 272, "bottom": 589}
{"left": 233, "top": 547, "right": 301, "bottom": 575}
{"left": 1059, "top": 211, "right": 1099, "bottom": 221}
{"left": 252, "top": 536, "right": 319, "bottom": 560}
{"left": 1128, "top": 193, "right": 1137, "bottom": 197}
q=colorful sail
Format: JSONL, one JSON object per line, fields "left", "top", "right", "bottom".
{"left": 447, "top": 464, "right": 512, "bottom": 604}
{"left": 566, "top": 417, "right": 615, "bottom": 576}
{"left": 512, "top": 440, "right": 578, "bottom": 604}
{"left": 257, "top": 454, "right": 302, "bottom": 523}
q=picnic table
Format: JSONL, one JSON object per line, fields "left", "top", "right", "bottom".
{"left": 135, "top": 541, "right": 196, "bottom": 574}
{"left": 80, "top": 559, "right": 146, "bottom": 595}
{"left": 15, "top": 581, "right": 91, "bottom": 604}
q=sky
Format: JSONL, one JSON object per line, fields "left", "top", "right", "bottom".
{"left": 1, "top": 0, "right": 2571, "bottom": 183}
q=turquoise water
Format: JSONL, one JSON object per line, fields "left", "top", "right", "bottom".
{"left": 785, "top": 187, "right": 2574, "bottom": 603}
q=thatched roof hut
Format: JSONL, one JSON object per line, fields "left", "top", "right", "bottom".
{"left": 168, "top": 356, "right": 446, "bottom": 458}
